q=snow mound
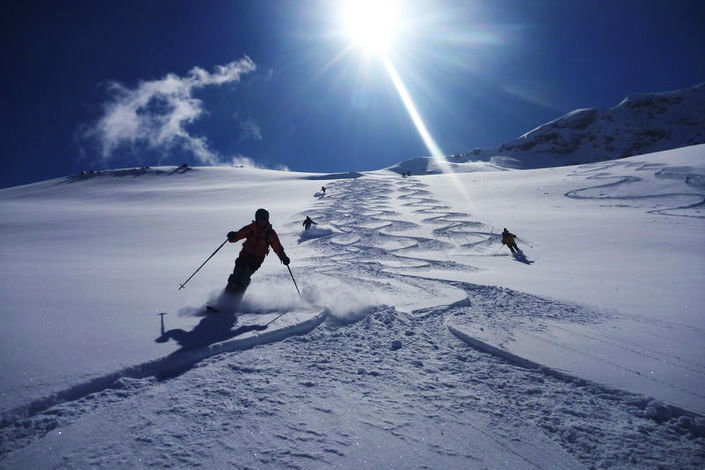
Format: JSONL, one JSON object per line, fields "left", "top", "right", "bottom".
{"left": 303, "top": 172, "right": 363, "bottom": 180}
{"left": 298, "top": 226, "right": 334, "bottom": 243}
{"left": 387, "top": 157, "right": 506, "bottom": 175}
{"left": 448, "top": 322, "right": 702, "bottom": 419}
{"left": 64, "top": 164, "right": 194, "bottom": 182}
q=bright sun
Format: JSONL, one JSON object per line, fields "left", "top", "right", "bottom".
{"left": 343, "top": 0, "right": 399, "bottom": 53}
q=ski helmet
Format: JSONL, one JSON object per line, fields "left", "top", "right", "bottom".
{"left": 255, "top": 208, "right": 270, "bottom": 221}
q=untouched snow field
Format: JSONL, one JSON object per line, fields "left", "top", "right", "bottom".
{"left": 1, "top": 146, "right": 704, "bottom": 468}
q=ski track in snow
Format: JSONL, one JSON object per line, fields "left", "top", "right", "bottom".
{"left": 1, "top": 174, "right": 704, "bottom": 468}
{"left": 565, "top": 160, "right": 705, "bottom": 218}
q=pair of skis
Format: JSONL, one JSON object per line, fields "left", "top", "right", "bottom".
{"left": 205, "top": 305, "right": 288, "bottom": 330}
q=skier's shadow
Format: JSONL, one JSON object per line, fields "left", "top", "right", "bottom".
{"left": 156, "top": 312, "right": 264, "bottom": 352}
{"left": 512, "top": 251, "right": 534, "bottom": 265}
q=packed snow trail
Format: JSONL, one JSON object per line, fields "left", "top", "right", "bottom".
{"left": 293, "top": 172, "right": 705, "bottom": 415}
{"left": 565, "top": 160, "right": 705, "bottom": 218}
{"left": 290, "top": 173, "right": 705, "bottom": 416}
{"left": 2, "top": 174, "right": 703, "bottom": 469}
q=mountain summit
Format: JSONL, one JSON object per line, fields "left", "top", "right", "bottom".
{"left": 391, "top": 82, "right": 705, "bottom": 174}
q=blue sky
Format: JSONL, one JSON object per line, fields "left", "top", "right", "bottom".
{"left": 2, "top": 0, "right": 704, "bottom": 188}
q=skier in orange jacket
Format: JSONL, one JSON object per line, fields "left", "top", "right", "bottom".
{"left": 225, "top": 208, "right": 290, "bottom": 295}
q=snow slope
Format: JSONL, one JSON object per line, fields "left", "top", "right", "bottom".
{"left": 390, "top": 82, "right": 705, "bottom": 173}
{"left": 0, "top": 166, "right": 326, "bottom": 416}
{"left": 421, "top": 144, "right": 705, "bottom": 414}
{"left": 1, "top": 150, "right": 704, "bottom": 468}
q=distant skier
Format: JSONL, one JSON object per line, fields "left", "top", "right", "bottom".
{"left": 321, "top": 186, "right": 327, "bottom": 195}
{"left": 501, "top": 228, "right": 520, "bottom": 254}
{"left": 225, "top": 208, "right": 290, "bottom": 296}
{"left": 302, "top": 216, "right": 317, "bottom": 231}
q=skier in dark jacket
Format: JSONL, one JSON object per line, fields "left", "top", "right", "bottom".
{"left": 302, "top": 216, "right": 317, "bottom": 231}
{"left": 225, "top": 208, "right": 290, "bottom": 295}
{"left": 501, "top": 228, "right": 520, "bottom": 254}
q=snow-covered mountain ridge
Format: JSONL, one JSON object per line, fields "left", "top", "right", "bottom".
{"left": 390, "top": 82, "right": 705, "bottom": 174}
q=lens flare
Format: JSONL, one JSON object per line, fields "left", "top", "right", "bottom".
{"left": 338, "top": 1, "right": 470, "bottom": 202}
{"left": 382, "top": 57, "right": 469, "bottom": 200}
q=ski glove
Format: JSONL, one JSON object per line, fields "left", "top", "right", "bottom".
{"left": 227, "top": 231, "right": 237, "bottom": 242}
{"left": 281, "top": 255, "right": 291, "bottom": 266}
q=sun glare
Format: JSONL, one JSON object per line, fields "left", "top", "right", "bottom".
{"left": 338, "top": 0, "right": 471, "bottom": 203}
{"left": 343, "top": 0, "right": 398, "bottom": 53}
{"left": 383, "top": 57, "right": 470, "bottom": 200}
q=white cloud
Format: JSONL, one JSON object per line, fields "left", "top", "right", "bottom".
{"left": 83, "top": 57, "right": 256, "bottom": 165}
{"left": 228, "top": 156, "right": 289, "bottom": 172}
{"left": 229, "top": 155, "right": 257, "bottom": 168}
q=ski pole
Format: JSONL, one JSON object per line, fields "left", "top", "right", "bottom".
{"left": 158, "top": 312, "right": 167, "bottom": 334}
{"left": 494, "top": 241, "right": 504, "bottom": 254}
{"left": 178, "top": 239, "right": 228, "bottom": 290}
{"left": 286, "top": 265, "right": 302, "bottom": 297}
{"left": 255, "top": 266, "right": 301, "bottom": 331}
{"left": 264, "top": 310, "right": 289, "bottom": 328}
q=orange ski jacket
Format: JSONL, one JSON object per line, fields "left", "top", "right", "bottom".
{"left": 229, "top": 222, "right": 286, "bottom": 262}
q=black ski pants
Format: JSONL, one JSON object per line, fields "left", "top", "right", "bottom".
{"left": 226, "top": 255, "right": 263, "bottom": 295}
